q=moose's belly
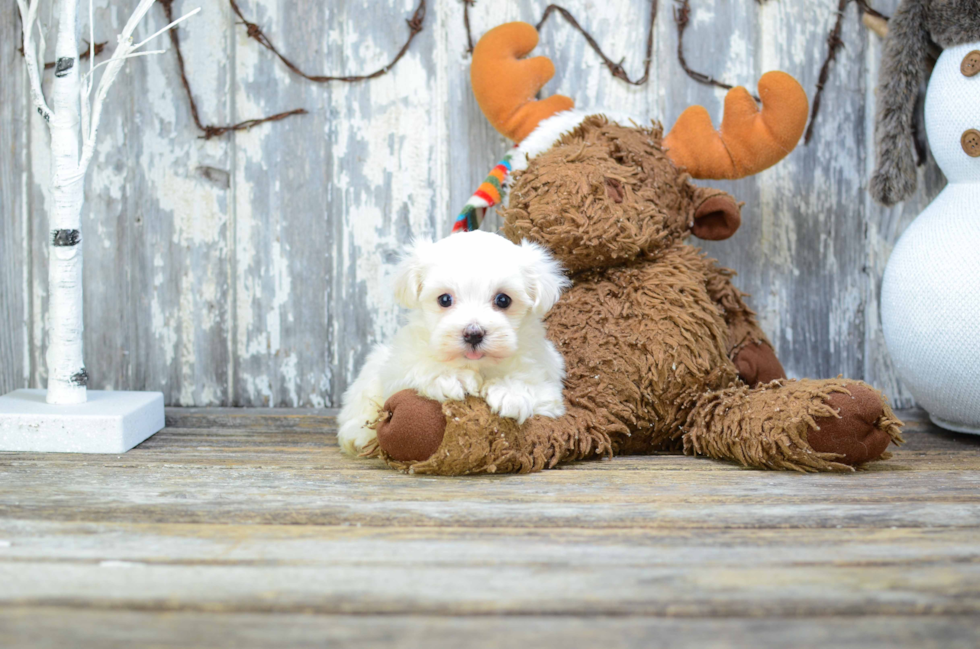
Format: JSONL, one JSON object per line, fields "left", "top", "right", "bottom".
{"left": 545, "top": 245, "right": 737, "bottom": 451}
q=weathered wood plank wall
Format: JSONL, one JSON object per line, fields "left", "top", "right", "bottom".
{"left": 0, "top": 0, "right": 943, "bottom": 407}
{"left": 0, "top": 1, "right": 29, "bottom": 398}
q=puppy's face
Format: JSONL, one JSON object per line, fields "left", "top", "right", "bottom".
{"left": 394, "top": 231, "right": 568, "bottom": 363}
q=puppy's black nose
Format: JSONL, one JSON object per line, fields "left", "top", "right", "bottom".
{"left": 463, "top": 325, "right": 485, "bottom": 346}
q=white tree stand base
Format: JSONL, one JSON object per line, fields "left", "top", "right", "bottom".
{"left": 0, "top": 389, "right": 164, "bottom": 453}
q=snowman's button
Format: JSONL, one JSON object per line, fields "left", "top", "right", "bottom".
{"left": 962, "top": 50, "right": 980, "bottom": 77}
{"left": 963, "top": 129, "right": 980, "bottom": 158}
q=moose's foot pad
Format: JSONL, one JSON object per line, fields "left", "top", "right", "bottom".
{"left": 0, "top": 389, "right": 164, "bottom": 453}
{"left": 808, "top": 384, "right": 896, "bottom": 465}
{"left": 375, "top": 390, "right": 447, "bottom": 462}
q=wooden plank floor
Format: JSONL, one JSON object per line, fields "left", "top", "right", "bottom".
{"left": 1, "top": 408, "right": 979, "bottom": 648}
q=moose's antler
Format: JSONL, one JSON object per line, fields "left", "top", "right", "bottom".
{"left": 471, "top": 22, "right": 575, "bottom": 144}
{"left": 663, "top": 71, "right": 809, "bottom": 180}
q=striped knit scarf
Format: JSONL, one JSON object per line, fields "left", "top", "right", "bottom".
{"left": 452, "top": 148, "right": 516, "bottom": 233}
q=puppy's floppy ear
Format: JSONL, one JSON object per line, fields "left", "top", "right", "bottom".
{"left": 519, "top": 240, "right": 570, "bottom": 316}
{"left": 393, "top": 240, "right": 434, "bottom": 309}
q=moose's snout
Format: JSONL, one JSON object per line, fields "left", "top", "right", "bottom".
{"left": 463, "top": 325, "right": 485, "bottom": 347}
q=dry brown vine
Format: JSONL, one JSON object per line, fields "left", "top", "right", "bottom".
{"left": 462, "top": 0, "right": 657, "bottom": 85}
{"left": 229, "top": 0, "right": 426, "bottom": 83}
{"left": 806, "top": 0, "right": 891, "bottom": 145}
{"left": 535, "top": 2, "right": 657, "bottom": 86}
{"left": 19, "top": 0, "right": 903, "bottom": 152}
{"left": 158, "top": 0, "right": 306, "bottom": 139}
{"left": 462, "top": 0, "right": 745, "bottom": 95}
{"left": 674, "top": 0, "right": 757, "bottom": 99}
{"left": 159, "top": 0, "right": 427, "bottom": 139}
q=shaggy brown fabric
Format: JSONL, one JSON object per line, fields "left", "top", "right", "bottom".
{"left": 683, "top": 379, "right": 904, "bottom": 472}
{"left": 373, "top": 380, "right": 904, "bottom": 474}
{"left": 700, "top": 259, "right": 768, "bottom": 359}
{"left": 373, "top": 115, "right": 903, "bottom": 475}
{"left": 376, "top": 396, "right": 551, "bottom": 475}
{"left": 501, "top": 116, "right": 695, "bottom": 274}
{"left": 545, "top": 244, "right": 739, "bottom": 455}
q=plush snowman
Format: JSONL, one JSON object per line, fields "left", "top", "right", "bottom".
{"left": 871, "top": 0, "right": 980, "bottom": 433}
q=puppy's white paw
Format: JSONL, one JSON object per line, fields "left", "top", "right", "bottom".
{"left": 484, "top": 382, "right": 536, "bottom": 424}
{"left": 456, "top": 370, "right": 482, "bottom": 396}
{"left": 421, "top": 372, "right": 476, "bottom": 402}
{"left": 337, "top": 420, "right": 377, "bottom": 457}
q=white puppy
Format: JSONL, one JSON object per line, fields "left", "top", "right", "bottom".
{"left": 338, "top": 230, "right": 570, "bottom": 456}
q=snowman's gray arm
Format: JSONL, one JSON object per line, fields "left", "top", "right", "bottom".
{"left": 870, "top": 0, "right": 930, "bottom": 207}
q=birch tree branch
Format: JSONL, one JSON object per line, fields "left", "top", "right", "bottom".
{"left": 77, "top": 0, "right": 200, "bottom": 175}
{"left": 16, "top": 0, "right": 54, "bottom": 122}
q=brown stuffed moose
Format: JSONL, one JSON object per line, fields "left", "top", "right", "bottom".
{"left": 361, "top": 22, "right": 902, "bottom": 475}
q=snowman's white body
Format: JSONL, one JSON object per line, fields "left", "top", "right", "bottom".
{"left": 881, "top": 41, "right": 980, "bottom": 433}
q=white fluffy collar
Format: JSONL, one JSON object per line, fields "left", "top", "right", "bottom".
{"left": 509, "top": 109, "right": 643, "bottom": 172}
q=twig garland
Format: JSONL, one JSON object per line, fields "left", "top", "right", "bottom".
{"left": 462, "top": 0, "right": 476, "bottom": 54}
{"left": 805, "top": 0, "right": 850, "bottom": 145}
{"left": 805, "top": 0, "right": 890, "bottom": 145}
{"left": 462, "top": 0, "right": 745, "bottom": 96}
{"left": 23, "top": 0, "right": 902, "bottom": 154}
{"left": 159, "top": 0, "right": 427, "bottom": 139}
{"left": 535, "top": 2, "right": 657, "bottom": 85}
{"left": 158, "top": 0, "right": 306, "bottom": 139}
{"left": 461, "top": 0, "right": 656, "bottom": 85}
{"left": 461, "top": 0, "right": 900, "bottom": 155}
{"left": 675, "top": 0, "right": 896, "bottom": 152}
{"left": 673, "top": 0, "right": 757, "bottom": 99}
{"left": 229, "top": 0, "right": 427, "bottom": 83}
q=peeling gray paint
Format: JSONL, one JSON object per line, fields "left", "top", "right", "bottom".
{"left": 1, "top": 0, "right": 943, "bottom": 408}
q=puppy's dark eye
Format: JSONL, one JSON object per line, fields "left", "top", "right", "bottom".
{"left": 494, "top": 293, "right": 512, "bottom": 309}
{"left": 437, "top": 294, "right": 453, "bottom": 308}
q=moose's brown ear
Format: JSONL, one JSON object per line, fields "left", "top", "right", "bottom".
{"left": 691, "top": 191, "right": 741, "bottom": 241}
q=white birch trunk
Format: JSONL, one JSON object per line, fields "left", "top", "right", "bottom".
{"left": 16, "top": 0, "right": 198, "bottom": 405}
{"left": 45, "top": 0, "right": 86, "bottom": 404}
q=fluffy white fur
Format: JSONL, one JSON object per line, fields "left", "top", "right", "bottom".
{"left": 338, "top": 230, "right": 570, "bottom": 456}
{"left": 510, "top": 109, "right": 642, "bottom": 172}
